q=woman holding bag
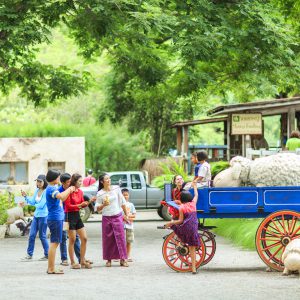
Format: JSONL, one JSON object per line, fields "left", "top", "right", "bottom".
{"left": 64, "top": 173, "right": 94, "bottom": 269}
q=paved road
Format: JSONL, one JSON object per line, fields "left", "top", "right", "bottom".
{"left": 0, "top": 214, "right": 299, "bottom": 300}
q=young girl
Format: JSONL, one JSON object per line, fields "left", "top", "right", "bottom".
{"left": 165, "top": 181, "right": 200, "bottom": 274}
{"left": 64, "top": 173, "right": 93, "bottom": 269}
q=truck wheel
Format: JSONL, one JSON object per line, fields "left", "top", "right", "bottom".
{"left": 161, "top": 205, "right": 172, "bottom": 221}
{"left": 157, "top": 205, "right": 163, "bottom": 218}
{"left": 80, "top": 206, "right": 91, "bottom": 223}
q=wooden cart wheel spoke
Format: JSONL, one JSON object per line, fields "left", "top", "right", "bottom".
{"left": 263, "top": 228, "right": 282, "bottom": 238}
{"left": 291, "top": 234, "right": 300, "bottom": 240}
{"left": 261, "top": 241, "right": 282, "bottom": 251}
{"left": 291, "top": 225, "right": 300, "bottom": 237}
{"left": 278, "top": 215, "right": 287, "bottom": 234}
{"left": 288, "top": 217, "right": 297, "bottom": 235}
{"left": 180, "top": 260, "right": 184, "bottom": 269}
{"left": 269, "top": 220, "right": 284, "bottom": 235}
{"left": 198, "top": 231, "right": 216, "bottom": 266}
{"left": 166, "top": 246, "right": 176, "bottom": 250}
{"left": 259, "top": 237, "right": 280, "bottom": 242}
{"left": 166, "top": 252, "right": 178, "bottom": 258}
{"left": 267, "top": 244, "right": 284, "bottom": 262}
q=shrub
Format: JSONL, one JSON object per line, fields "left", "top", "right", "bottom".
{"left": 0, "top": 191, "right": 15, "bottom": 225}
{"left": 151, "top": 158, "right": 193, "bottom": 189}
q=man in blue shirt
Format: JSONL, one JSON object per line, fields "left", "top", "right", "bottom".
{"left": 45, "top": 169, "right": 74, "bottom": 275}
{"left": 59, "top": 173, "right": 81, "bottom": 266}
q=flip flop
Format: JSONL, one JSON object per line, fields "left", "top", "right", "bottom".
{"left": 60, "top": 260, "right": 69, "bottom": 266}
{"left": 81, "top": 262, "right": 92, "bottom": 269}
{"left": 120, "top": 260, "right": 129, "bottom": 267}
{"left": 86, "top": 259, "right": 93, "bottom": 264}
{"left": 47, "top": 269, "right": 64, "bottom": 275}
{"left": 71, "top": 263, "right": 81, "bottom": 269}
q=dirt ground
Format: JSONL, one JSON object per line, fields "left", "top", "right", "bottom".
{"left": 0, "top": 211, "right": 299, "bottom": 300}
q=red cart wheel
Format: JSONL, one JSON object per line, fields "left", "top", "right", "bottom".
{"left": 256, "top": 210, "right": 300, "bottom": 271}
{"left": 162, "top": 232, "right": 206, "bottom": 272}
{"left": 199, "top": 230, "right": 216, "bottom": 266}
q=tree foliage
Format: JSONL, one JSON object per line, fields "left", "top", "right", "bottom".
{"left": 0, "top": 1, "right": 90, "bottom": 104}
{"left": 1, "top": 1, "right": 300, "bottom": 154}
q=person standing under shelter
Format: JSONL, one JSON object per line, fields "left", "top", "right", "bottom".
{"left": 83, "top": 169, "right": 96, "bottom": 187}
{"left": 285, "top": 131, "right": 300, "bottom": 151}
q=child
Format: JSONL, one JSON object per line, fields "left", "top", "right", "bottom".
{"left": 194, "top": 150, "right": 211, "bottom": 187}
{"left": 121, "top": 188, "right": 136, "bottom": 262}
{"left": 191, "top": 152, "right": 201, "bottom": 182}
{"left": 45, "top": 169, "right": 75, "bottom": 275}
{"left": 165, "top": 182, "right": 200, "bottom": 274}
{"left": 183, "top": 152, "right": 201, "bottom": 190}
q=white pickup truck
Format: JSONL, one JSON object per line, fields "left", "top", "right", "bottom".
{"left": 80, "top": 171, "right": 171, "bottom": 221}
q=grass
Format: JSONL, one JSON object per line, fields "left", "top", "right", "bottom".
{"left": 205, "top": 219, "right": 263, "bottom": 251}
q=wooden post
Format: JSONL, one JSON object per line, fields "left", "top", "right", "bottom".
{"left": 183, "top": 126, "right": 189, "bottom": 155}
{"left": 227, "top": 116, "right": 231, "bottom": 161}
{"left": 288, "top": 107, "right": 296, "bottom": 138}
{"left": 176, "top": 127, "right": 182, "bottom": 155}
{"left": 183, "top": 126, "right": 189, "bottom": 173}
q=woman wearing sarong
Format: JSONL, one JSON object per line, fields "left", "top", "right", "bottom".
{"left": 95, "top": 173, "right": 129, "bottom": 267}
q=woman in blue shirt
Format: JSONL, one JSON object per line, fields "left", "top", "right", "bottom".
{"left": 21, "top": 174, "right": 49, "bottom": 261}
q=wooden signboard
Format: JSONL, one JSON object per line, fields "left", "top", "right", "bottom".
{"left": 231, "top": 113, "right": 262, "bottom": 135}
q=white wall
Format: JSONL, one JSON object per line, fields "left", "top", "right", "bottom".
{"left": 0, "top": 137, "right": 85, "bottom": 192}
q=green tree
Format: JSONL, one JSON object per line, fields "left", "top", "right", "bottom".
{"left": 2, "top": 1, "right": 300, "bottom": 154}
{"left": 0, "top": 1, "right": 89, "bottom": 104}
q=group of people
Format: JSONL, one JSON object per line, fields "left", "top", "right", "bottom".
{"left": 21, "top": 170, "right": 136, "bottom": 274}
{"left": 164, "top": 150, "right": 211, "bottom": 274}
{"left": 20, "top": 150, "right": 210, "bottom": 275}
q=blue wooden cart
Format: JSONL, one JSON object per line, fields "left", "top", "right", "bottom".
{"left": 161, "top": 184, "right": 300, "bottom": 272}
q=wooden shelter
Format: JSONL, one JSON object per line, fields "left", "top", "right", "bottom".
{"left": 172, "top": 96, "right": 300, "bottom": 160}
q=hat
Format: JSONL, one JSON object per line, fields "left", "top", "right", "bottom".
{"left": 35, "top": 174, "right": 46, "bottom": 182}
{"left": 46, "top": 169, "right": 61, "bottom": 182}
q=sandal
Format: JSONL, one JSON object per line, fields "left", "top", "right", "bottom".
{"left": 86, "top": 259, "right": 93, "bottom": 264}
{"left": 70, "top": 263, "right": 81, "bottom": 269}
{"left": 60, "top": 260, "right": 69, "bottom": 266}
{"left": 81, "top": 262, "right": 92, "bottom": 269}
{"left": 105, "top": 261, "right": 112, "bottom": 267}
{"left": 127, "top": 258, "right": 133, "bottom": 262}
{"left": 120, "top": 260, "right": 129, "bottom": 267}
{"left": 47, "top": 269, "right": 64, "bottom": 275}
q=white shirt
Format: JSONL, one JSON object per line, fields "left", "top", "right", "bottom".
{"left": 95, "top": 186, "right": 126, "bottom": 216}
{"left": 124, "top": 202, "right": 136, "bottom": 230}
{"left": 197, "top": 161, "right": 211, "bottom": 187}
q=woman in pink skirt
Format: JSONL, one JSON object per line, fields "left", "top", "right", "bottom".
{"left": 95, "top": 173, "right": 130, "bottom": 267}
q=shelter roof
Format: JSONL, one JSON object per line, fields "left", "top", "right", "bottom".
{"left": 208, "top": 96, "right": 300, "bottom": 116}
